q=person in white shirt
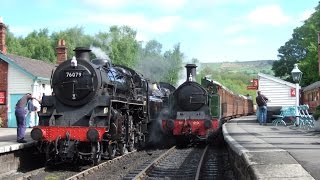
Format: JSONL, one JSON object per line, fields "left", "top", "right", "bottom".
{"left": 27, "top": 98, "right": 41, "bottom": 127}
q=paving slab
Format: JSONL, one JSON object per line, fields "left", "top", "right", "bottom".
{"left": 223, "top": 115, "right": 318, "bottom": 179}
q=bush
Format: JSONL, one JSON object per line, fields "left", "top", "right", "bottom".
{"left": 313, "top": 105, "right": 320, "bottom": 120}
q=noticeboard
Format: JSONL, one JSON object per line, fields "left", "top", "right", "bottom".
{"left": 0, "top": 91, "right": 6, "bottom": 105}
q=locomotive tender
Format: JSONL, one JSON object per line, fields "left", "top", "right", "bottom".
{"left": 162, "top": 64, "right": 253, "bottom": 144}
{"left": 31, "top": 47, "right": 162, "bottom": 165}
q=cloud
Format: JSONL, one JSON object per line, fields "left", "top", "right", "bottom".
{"left": 228, "top": 36, "right": 256, "bottom": 46}
{"left": 81, "top": 0, "right": 127, "bottom": 9}
{"left": 223, "top": 24, "right": 247, "bottom": 34}
{"left": 80, "top": 0, "right": 187, "bottom": 12}
{"left": 184, "top": 20, "right": 208, "bottom": 31}
{"left": 84, "top": 14, "right": 180, "bottom": 34}
{"left": 298, "top": 9, "right": 315, "bottom": 22}
{"left": 9, "top": 26, "right": 34, "bottom": 37}
{"left": 247, "top": 5, "right": 290, "bottom": 26}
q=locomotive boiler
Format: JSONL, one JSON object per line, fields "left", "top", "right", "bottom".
{"left": 31, "top": 47, "right": 160, "bottom": 165}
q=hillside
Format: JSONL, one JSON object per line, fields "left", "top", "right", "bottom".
{"left": 198, "top": 60, "right": 275, "bottom": 98}
{"left": 200, "top": 60, "right": 274, "bottom": 76}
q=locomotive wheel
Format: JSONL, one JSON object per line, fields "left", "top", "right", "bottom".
{"left": 127, "top": 140, "right": 134, "bottom": 152}
{"left": 118, "top": 143, "right": 125, "bottom": 155}
{"left": 108, "top": 144, "right": 116, "bottom": 160}
{"left": 138, "top": 135, "right": 146, "bottom": 150}
{"left": 45, "top": 143, "right": 54, "bottom": 165}
{"left": 92, "top": 142, "right": 101, "bottom": 166}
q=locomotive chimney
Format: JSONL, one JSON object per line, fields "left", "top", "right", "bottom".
{"left": 185, "top": 64, "right": 197, "bottom": 82}
{"left": 74, "top": 47, "right": 91, "bottom": 61}
{"left": 56, "top": 39, "right": 67, "bottom": 64}
{"left": 0, "top": 16, "right": 7, "bottom": 55}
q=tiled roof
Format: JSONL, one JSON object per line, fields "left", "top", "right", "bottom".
{"left": 5, "top": 54, "right": 56, "bottom": 79}
{"left": 303, "top": 81, "right": 320, "bottom": 91}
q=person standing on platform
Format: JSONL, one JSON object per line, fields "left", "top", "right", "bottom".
{"left": 256, "top": 91, "right": 269, "bottom": 125}
{"left": 15, "top": 93, "right": 38, "bottom": 143}
{"left": 27, "top": 98, "right": 41, "bottom": 127}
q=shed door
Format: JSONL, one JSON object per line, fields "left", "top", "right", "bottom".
{"left": 8, "top": 94, "right": 24, "bottom": 127}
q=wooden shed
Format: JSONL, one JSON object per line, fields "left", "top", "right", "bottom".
{"left": 257, "top": 73, "right": 299, "bottom": 122}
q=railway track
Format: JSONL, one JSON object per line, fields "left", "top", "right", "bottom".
{"left": 5, "top": 150, "right": 137, "bottom": 180}
{"left": 124, "top": 145, "right": 235, "bottom": 180}
{"left": 3, "top": 145, "right": 235, "bottom": 180}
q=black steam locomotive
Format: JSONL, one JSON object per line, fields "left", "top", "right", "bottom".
{"left": 162, "top": 64, "right": 219, "bottom": 144}
{"left": 31, "top": 47, "right": 163, "bottom": 165}
{"left": 162, "top": 64, "right": 254, "bottom": 145}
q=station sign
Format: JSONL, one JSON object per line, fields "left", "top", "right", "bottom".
{"left": 290, "top": 88, "right": 296, "bottom": 97}
{"left": 247, "top": 86, "right": 258, "bottom": 90}
{"left": 0, "top": 91, "right": 5, "bottom": 105}
{"left": 252, "top": 79, "right": 258, "bottom": 87}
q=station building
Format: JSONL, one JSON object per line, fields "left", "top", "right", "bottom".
{"left": 0, "top": 17, "right": 67, "bottom": 127}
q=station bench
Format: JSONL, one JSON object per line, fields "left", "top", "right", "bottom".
{"left": 272, "top": 106, "right": 297, "bottom": 126}
{"left": 272, "top": 105, "right": 315, "bottom": 129}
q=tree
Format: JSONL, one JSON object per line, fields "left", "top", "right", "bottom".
{"left": 21, "top": 29, "right": 55, "bottom": 63}
{"left": 163, "top": 43, "right": 184, "bottom": 85}
{"left": 134, "top": 40, "right": 184, "bottom": 85}
{"left": 108, "top": 25, "right": 139, "bottom": 67}
{"left": 272, "top": 2, "right": 320, "bottom": 86}
{"left": 51, "top": 26, "right": 95, "bottom": 60}
{"left": 5, "top": 28, "right": 27, "bottom": 56}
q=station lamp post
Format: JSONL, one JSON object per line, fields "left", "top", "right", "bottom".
{"left": 291, "top": 64, "right": 302, "bottom": 126}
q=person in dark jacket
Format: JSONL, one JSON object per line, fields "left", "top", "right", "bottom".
{"left": 256, "top": 91, "right": 269, "bottom": 125}
{"left": 15, "top": 93, "right": 37, "bottom": 143}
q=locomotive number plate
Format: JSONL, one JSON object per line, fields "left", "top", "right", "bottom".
{"left": 65, "top": 71, "right": 83, "bottom": 78}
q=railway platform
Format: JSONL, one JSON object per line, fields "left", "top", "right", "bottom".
{"left": 223, "top": 115, "right": 319, "bottom": 180}
{"left": 0, "top": 128, "right": 35, "bottom": 154}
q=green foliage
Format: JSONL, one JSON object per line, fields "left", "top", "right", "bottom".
{"left": 51, "top": 26, "right": 96, "bottom": 60}
{"left": 198, "top": 61, "right": 274, "bottom": 98}
{"left": 108, "top": 25, "right": 139, "bottom": 68}
{"left": 272, "top": 2, "right": 320, "bottom": 87}
{"left": 135, "top": 41, "right": 183, "bottom": 85}
{"left": 313, "top": 105, "right": 320, "bottom": 120}
{"left": 5, "top": 25, "right": 182, "bottom": 85}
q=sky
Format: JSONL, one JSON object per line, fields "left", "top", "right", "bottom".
{"left": 0, "top": 0, "right": 319, "bottom": 63}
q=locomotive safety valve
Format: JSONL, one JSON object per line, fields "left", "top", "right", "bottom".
{"left": 31, "top": 128, "right": 44, "bottom": 141}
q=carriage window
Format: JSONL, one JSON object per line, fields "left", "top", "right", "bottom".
{"left": 312, "top": 91, "right": 317, "bottom": 101}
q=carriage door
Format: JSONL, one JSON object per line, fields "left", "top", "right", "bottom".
{"left": 210, "top": 94, "right": 221, "bottom": 118}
